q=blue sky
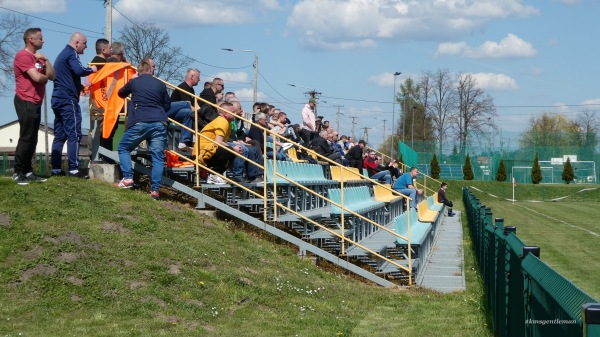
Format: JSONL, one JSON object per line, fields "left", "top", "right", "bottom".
{"left": 1, "top": 0, "right": 599, "bottom": 152}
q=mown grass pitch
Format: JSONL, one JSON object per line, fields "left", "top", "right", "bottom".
{"left": 466, "top": 185, "right": 600, "bottom": 300}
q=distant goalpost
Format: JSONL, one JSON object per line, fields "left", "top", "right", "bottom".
{"left": 512, "top": 166, "right": 554, "bottom": 184}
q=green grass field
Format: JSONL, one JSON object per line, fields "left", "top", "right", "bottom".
{"left": 0, "top": 177, "right": 492, "bottom": 337}
{"left": 459, "top": 181, "right": 600, "bottom": 300}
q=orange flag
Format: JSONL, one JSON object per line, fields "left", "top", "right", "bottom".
{"left": 89, "top": 63, "right": 136, "bottom": 138}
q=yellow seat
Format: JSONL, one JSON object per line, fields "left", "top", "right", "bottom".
{"left": 373, "top": 184, "right": 403, "bottom": 203}
{"left": 417, "top": 199, "right": 439, "bottom": 223}
{"left": 287, "top": 147, "right": 307, "bottom": 163}
{"left": 432, "top": 192, "right": 443, "bottom": 205}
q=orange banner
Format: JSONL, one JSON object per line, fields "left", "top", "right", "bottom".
{"left": 89, "top": 63, "right": 136, "bottom": 138}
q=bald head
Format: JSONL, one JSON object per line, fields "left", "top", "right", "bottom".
{"left": 69, "top": 32, "right": 88, "bottom": 55}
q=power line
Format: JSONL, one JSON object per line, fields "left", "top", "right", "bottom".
{"left": 0, "top": 6, "right": 104, "bottom": 35}
{"left": 111, "top": 6, "right": 253, "bottom": 71}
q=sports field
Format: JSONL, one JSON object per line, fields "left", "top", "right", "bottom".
{"left": 466, "top": 184, "right": 600, "bottom": 300}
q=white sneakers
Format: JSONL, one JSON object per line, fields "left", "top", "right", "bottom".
{"left": 207, "top": 174, "right": 227, "bottom": 185}
{"left": 280, "top": 143, "right": 293, "bottom": 151}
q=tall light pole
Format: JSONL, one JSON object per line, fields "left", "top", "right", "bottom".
{"left": 221, "top": 48, "right": 258, "bottom": 104}
{"left": 391, "top": 71, "right": 401, "bottom": 159}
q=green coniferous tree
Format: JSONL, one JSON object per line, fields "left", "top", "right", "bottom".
{"left": 562, "top": 158, "right": 575, "bottom": 184}
{"left": 463, "top": 154, "right": 474, "bottom": 180}
{"left": 496, "top": 159, "right": 507, "bottom": 182}
{"left": 531, "top": 152, "right": 542, "bottom": 184}
{"left": 430, "top": 154, "right": 441, "bottom": 179}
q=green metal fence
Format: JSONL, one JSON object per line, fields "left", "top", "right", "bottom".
{"left": 463, "top": 187, "right": 600, "bottom": 337}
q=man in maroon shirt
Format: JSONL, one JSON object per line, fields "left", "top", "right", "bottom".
{"left": 12, "top": 27, "right": 55, "bottom": 185}
{"left": 438, "top": 182, "right": 454, "bottom": 216}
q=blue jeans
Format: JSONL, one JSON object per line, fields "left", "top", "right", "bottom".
{"left": 118, "top": 122, "right": 167, "bottom": 191}
{"left": 51, "top": 98, "right": 83, "bottom": 171}
{"left": 166, "top": 101, "right": 193, "bottom": 144}
{"left": 394, "top": 188, "right": 417, "bottom": 208}
{"left": 371, "top": 170, "right": 392, "bottom": 185}
{"left": 229, "top": 143, "right": 263, "bottom": 178}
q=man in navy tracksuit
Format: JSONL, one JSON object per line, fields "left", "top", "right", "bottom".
{"left": 50, "top": 32, "right": 96, "bottom": 178}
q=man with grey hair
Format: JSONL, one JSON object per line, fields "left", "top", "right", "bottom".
{"left": 106, "top": 41, "right": 126, "bottom": 62}
{"left": 170, "top": 68, "right": 200, "bottom": 107}
{"left": 168, "top": 67, "right": 200, "bottom": 151}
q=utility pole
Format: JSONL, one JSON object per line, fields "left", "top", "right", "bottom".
{"left": 362, "top": 127, "right": 372, "bottom": 143}
{"left": 382, "top": 119, "right": 387, "bottom": 146}
{"left": 305, "top": 89, "right": 322, "bottom": 116}
{"left": 350, "top": 117, "right": 358, "bottom": 140}
{"left": 104, "top": 0, "right": 112, "bottom": 42}
{"left": 333, "top": 104, "right": 344, "bottom": 132}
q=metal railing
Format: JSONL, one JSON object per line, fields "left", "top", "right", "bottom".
{"left": 463, "top": 187, "right": 600, "bottom": 337}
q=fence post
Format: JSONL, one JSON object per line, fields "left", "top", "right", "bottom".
{"left": 582, "top": 303, "right": 600, "bottom": 337}
{"left": 2, "top": 151, "right": 6, "bottom": 176}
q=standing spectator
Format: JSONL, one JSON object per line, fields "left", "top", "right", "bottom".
{"left": 115, "top": 61, "right": 170, "bottom": 200}
{"left": 50, "top": 32, "right": 97, "bottom": 179}
{"left": 166, "top": 67, "right": 200, "bottom": 151}
{"left": 346, "top": 139, "right": 365, "bottom": 169}
{"left": 438, "top": 182, "right": 455, "bottom": 216}
{"left": 88, "top": 38, "right": 111, "bottom": 163}
{"left": 299, "top": 97, "right": 317, "bottom": 144}
{"left": 363, "top": 151, "right": 392, "bottom": 184}
{"left": 106, "top": 41, "right": 126, "bottom": 62}
{"left": 392, "top": 167, "right": 423, "bottom": 209}
{"left": 12, "top": 27, "right": 55, "bottom": 185}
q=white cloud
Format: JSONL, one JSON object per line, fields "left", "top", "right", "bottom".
{"left": 436, "top": 34, "right": 536, "bottom": 58}
{"left": 367, "top": 72, "right": 405, "bottom": 87}
{"left": 468, "top": 73, "right": 518, "bottom": 91}
{"left": 581, "top": 98, "right": 600, "bottom": 107}
{"left": 114, "top": 0, "right": 282, "bottom": 27}
{"left": 213, "top": 71, "right": 249, "bottom": 84}
{"left": 234, "top": 87, "right": 267, "bottom": 103}
{"left": 287, "top": 0, "right": 539, "bottom": 50}
{"left": 529, "top": 67, "right": 544, "bottom": 76}
{"left": 1, "top": 0, "right": 66, "bottom": 12}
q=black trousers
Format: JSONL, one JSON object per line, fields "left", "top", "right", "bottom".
{"left": 14, "top": 95, "right": 42, "bottom": 175}
{"left": 298, "top": 129, "right": 315, "bottom": 145}
{"left": 206, "top": 146, "right": 236, "bottom": 174}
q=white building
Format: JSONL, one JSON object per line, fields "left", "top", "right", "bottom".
{"left": 0, "top": 120, "right": 88, "bottom": 156}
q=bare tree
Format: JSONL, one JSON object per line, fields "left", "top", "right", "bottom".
{"left": 429, "top": 69, "right": 456, "bottom": 155}
{"left": 574, "top": 109, "right": 600, "bottom": 158}
{"left": 455, "top": 73, "right": 496, "bottom": 155}
{"left": 0, "top": 14, "right": 31, "bottom": 95}
{"left": 119, "top": 23, "right": 191, "bottom": 82}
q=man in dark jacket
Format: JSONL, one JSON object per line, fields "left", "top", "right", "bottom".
{"left": 438, "top": 182, "right": 454, "bottom": 216}
{"left": 346, "top": 139, "right": 365, "bottom": 168}
{"left": 50, "top": 32, "right": 97, "bottom": 178}
{"left": 115, "top": 61, "right": 170, "bottom": 200}
{"left": 309, "top": 130, "right": 342, "bottom": 164}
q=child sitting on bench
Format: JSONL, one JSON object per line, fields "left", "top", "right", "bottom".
{"left": 438, "top": 182, "right": 455, "bottom": 216}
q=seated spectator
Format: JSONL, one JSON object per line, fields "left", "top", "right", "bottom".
{"left": 309, "top": 130, "right": 342, "bottom": 164}
{"left": 246, "top": 112, "right": 287, "bottom": 161}
{"left": 338, "top": 135, "right": 348, "bottom": 153}
{"left": 387, "top": 159, "right": 402, "bottom": 181}
{"left": 330, "top": 131, "right": 349, "bottom": 166}
{"left": 363, "top": 151, "right": 392, "bottom": 184}
{"left": 438, "top": 182, "right": 454, "bottom": 216}
{"left": 196, "top": 102, "right": 242, "bottom": 184}
{"left": 227, "top": 100, "right": 263, "bottom": 183}
{"left": 346, "top": 139, "right": 365, "bottom": 169}
{"left": 392, "top": 167, "right": 423, "bottom": 209}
